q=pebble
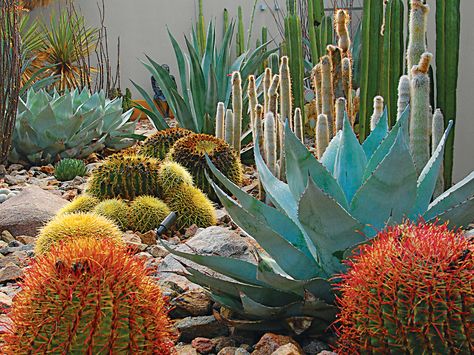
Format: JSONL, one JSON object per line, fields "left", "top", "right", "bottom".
{"left": 175, "top": 315, "right": 228, "bottom": 342}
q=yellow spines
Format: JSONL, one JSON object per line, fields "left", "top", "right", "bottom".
{"left": 231, "top": 71, "right": 243, "bottom": 154}
{"left": 320, "top": 56, "right": 334, "bottom": 138}
{"left": 128, "top": 196, "right": 171, "bottom": 233}
{"left": 57, "top": 194, "right": 99, "bottom": 215}
{"left": 335, "top": 9, "right": 351, "bottom": 55}
{"left": 268, "top": 74, "right": 280, "bottom": 115}
{"left": 93, "top": 199, "right": 130, "bottom": 230}
{"left": 158, "top": 160, "right": 194, "bottom": 195}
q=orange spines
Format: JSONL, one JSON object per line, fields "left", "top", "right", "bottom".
{"left": 336, "top": 221, "right": 473, "bottom": 354}
{"left": 2, "top": 238, "right": 176, "bottom": 354}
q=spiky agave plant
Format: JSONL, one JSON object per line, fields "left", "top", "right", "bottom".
{"left": 161, "top": 107, "right": 474, "bottom": 334}
{"left": 336, "top": 221, "right": 473, "bottom": 354}
{"left": 2, "top": 238, "right": 176, "bottom": 353}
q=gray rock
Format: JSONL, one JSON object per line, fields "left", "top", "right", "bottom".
{"left": 302, "top": 340, "right": 330, "bottom": 354}
{"left": 175, "top": 315, "right": 228, "bottom": 342}
{"left": 170, "top": 289, "right": 212, "bottom": 317}
{"left": 0, "top": 186, "right": 67, "bottom": 236}
{"left": 7, "top": 164, "right": 23, "bottom": 173}
{"left": 157, "top": 226, "right": 255, "bottom": 289}
{"left": 0, "top": 195, "right": 7, "bottom": 203}
{"left": 0, "top": 263, "right": 23, "bottom": 283}
{"left": 0, "top": 231, "right": 15, "bottom": 244}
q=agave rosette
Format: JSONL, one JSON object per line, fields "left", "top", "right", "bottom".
{"left": 162, "top": 107, "right": 474, "bottom": 334}
{"left": 10, "top": 88, "right": 137, "bottom": 164}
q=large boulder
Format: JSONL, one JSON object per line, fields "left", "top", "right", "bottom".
{"left": 156, "top": 226, "right": 255, "bottom": 289}
{"left": 0, "top": 186, "right": 67, "bottom": 237}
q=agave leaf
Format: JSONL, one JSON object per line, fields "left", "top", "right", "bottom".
{"left": 423, "top": 171, "right": 474, "bottom": 227}
{"left": 351, "top": 129, "right": 418, "bottom": 232}
{"left": 206, "top": 158, "right": 313, "bottom": 260}
{"left": 185, "top": 36, "right": 206, "bottom": 131}
{"left": 334, "top": 113, "right": 367, "bottom": 202}
{"left": 298, "top": 178, "right": 366, "bottom": 274}
{"left": 216, "top": 21, "right": 235, "bottom": 102}
{"left": 204, "top": 64, "right": 218, "bottom": 131}
{"left": 213, "top": 182, "right": 320, "bottom": 279}
{"left": 159, "top": 240, "right": 266, "bottom": 287}
{"left": 363, "top": 105, "right": 409, "bottom": 181}
{"left": 362, "top": 107, "right": 389, "bottom": 159}
{"left": 284, "top": 123, "right": 348, "bottom": 209}
{"left": 167, "top": 28, "right": 190, "bottom": 105}
{"left": 185, "top": 266, "right": 300, "bottom": 307}
{"left": 320, "top": 130, "right": 342, "bottom": 174}
{"left": 411, "top": 121, "right": 453, "bottom": 217}
{"left": 130, "top": 81, "right": 168, "bottom": 130}
{"left": 201, "top": 20, "right": 216, "bottom": 83}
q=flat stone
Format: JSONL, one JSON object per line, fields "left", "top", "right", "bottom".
{"left": 317, "top": 352, "right": 337, "bottom": 355}
{"left": 191, "top": 337, "right": 215, "bottom": 354}
{"left": 0, "top": 231, "right": 15, "bottom": 243}
{"left": 138, "top": 230, "right": 157, "bottom": 245}
{"left": 0, "top": 263, "right": 23, "bottom": 283}
{"left": 147, "top": 244, "right": 169, "bottom": 258}
{"left": 301, "top": 339, "right": 330, "bottom": 354}
{"left": 15, "top": 235, "right": 36, "bottom": 245}
{"left": 175, "top": 315, "right": 228, "bottom": 343}
{"left": 271, "top": 343, "right": 304, "bottom": 355}
{"left": 175, "top": 344, "right": 198, "bottom": 355}
{"left": 0, "top": 186, "right": 67, "bottom": 236}
{"left": 218, "top": 348, "right": 251, "bottom": 355}
{"left": 170, "top": 289, "right": 212, "bottom": 317}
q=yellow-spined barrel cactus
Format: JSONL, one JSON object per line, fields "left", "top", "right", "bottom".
{"left": 57, "top": 194, "right": 99, "bottom": 215}
{"left": 336, "top": 221, "right": 474, "bottom": 354}
{"left": 2, "top": 238, "right": 176, "bottom": 354}
{"left": 10, "top": 88, "right": 136, "bottom": 165}
{"left": 128, "top": 196, "right": 171, "bottom": 233}
{"left": 157, "top": 160, "right": 194, "bottom": 195}
{"left": 164, "top": 184, "right": 216, "bottom": 230}
{"left": 93, "top": 199, "right": 130, "bottom": 230}
{"left": 86, "top": 154, "right": 162, "bottom": 200}
{"left": 168, "top": 133, "right": 242, "bottom": 200}
{"left": 35, "top": 212, "right": 123, "bottom": 254}
{"left": 139, "top": 127, "right": 192, "bottom": 160}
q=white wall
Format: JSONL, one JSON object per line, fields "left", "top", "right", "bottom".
{"left": 32, "top": 0, "right": 473, "bottom": 183}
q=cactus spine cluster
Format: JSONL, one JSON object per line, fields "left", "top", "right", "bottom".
{"left": 316, "top": 114, "right": 330, "bottom": 158}
{"left": 54, "top": 158, "right": 87, "bottom": 182}
{"left": 336, "top": 221, "right": 473, "bottom": 354}
{"left": 128, "top": 196, "right": 171, "bottom": 233}
{"left": 93, "top": 199, "right": 130, "bottom": 230}
{"left": 407, "top": 0, "right": 429, "bottom": 77}
{"left": 396, "top": 75, "right": 411, "bottom": 121}
{"left": 3, "top": 238, "right": 176, "bottom": 353}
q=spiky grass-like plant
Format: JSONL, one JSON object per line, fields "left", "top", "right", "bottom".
{"left": 336, "top": 221, "right": 473, "bottom": 354}
{"left": 2, "top": 238, "right": 176, "bottom": 353}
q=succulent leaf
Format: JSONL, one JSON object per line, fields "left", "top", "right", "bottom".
{"left": 320, "top": 130, "right": 342, "bottom": 174}
{"left": 362, "top": 107, "right": 389, "bottom": 159}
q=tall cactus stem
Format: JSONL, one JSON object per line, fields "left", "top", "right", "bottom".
{"left": 370, "top": 96, "right": 384, "bottom": 131}
{"left": 294, "top": 108, "right": 303, "bottom": 142}
{"left": 316, "top": 114, "right": 330, "bottom": 159}
{"left": 328, "top": 45, "right": 344, "bottom": 100}
{"left": 335, "top": 98, "right": 346, "bottom": 132}
{"left": 335, "top": 9, "right": 351, "bottom": 56}
{"left": 407, "top": 0, "right": 429, "bottom": 76}
{"left": 215, "top": 102, "right": 225, "bottom": 139}
{"left": 255, "top": 104, "right": 264, "bottom": 152}
{"left": 410, "top": 52, "right": 432, "bottom": 175}
{"left": 279, "top": 56, "right": 293, "bottom": 129}
{"left": 312, "top": 63, "right": 323, "bottom": 117}
{"left": 264, "top": 112, "right": 277, "bottom": 176}
{"left": 268, "top": 74, "right": 280, "bottom": 116}
{"left": 432, "top": 109, "right": 445, "bottom": 197}
{"left": 320, "top": 56, "right": 334, "bottom": 138}
{"left": 248, "top": 75, "right": 258, "bottom": 144}
{"left": 231, "top": 71, "right": 242, "bottom": 154}
{"left": 397, "top": 75, "right": 411, "bottom": 121}
{"left": 224, "top": 109, "right": 234, "bottom": 146}
{"left": 341, "top": 57, "right": 352, "bottom": 120}
{"left": 263, "top": 68, "right": 272, "bottom": 113}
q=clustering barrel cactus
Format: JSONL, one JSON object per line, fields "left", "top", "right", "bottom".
{"left": 168, "top": 133, "right": 242, "bottom": 201}
{"left": 35, "top": 212, "right": 124, "bottom": 255}
{"left": 10, "top": 88, "right": 137, "bottom": 164}
{"left": 336, "top": 221, "right": 473, "bottom": 354}
{"left": 138, "top": 127, "right": 192, "bottom": 160}
{"left": 86, "top": 154, "right": 162, "bottom": 200}
{"left": 93, "top": 199, "right": 130, "bottom": 230}
{"left": 128, "top": 196, "right": 171, "bottom": 233}
{"left": 162, "top": 106, "right": 474, "bottom": 334}
{"left": 2, "top": 238, "right": 176, "bottom": 353}
{"left": 54, "top": 158, "right": 87, "bottom": 181}
{"left": 57, "top": 194, "right": 99, "bottom": 215}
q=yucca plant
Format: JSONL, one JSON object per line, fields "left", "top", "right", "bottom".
{"left": 133, "top": 19, "right": 276, "bottom": 134}
{"left": 9, "top": 88, "right": 137, "bottom": 164}
{"left": 161, "top": 107, "right": 474, "bottom": 334}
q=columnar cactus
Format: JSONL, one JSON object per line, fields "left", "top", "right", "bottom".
{"left": 279, "top": 56, "right": 293, "bottom": 128}
{"left": 335, "top": 9, "right": 350, "bottom": 55}
{"left": 263, "top": 112, "right": 277, "bottom": 175}
{"left": 215, "top": 102, "right": 225, "bottom": 139}
{"left": 248, "top": 75, "right": 258, "bottom": 142}
{"left": 370, "top": 96, "right": 384, "bottom": 131}
{"left": 341, "top": 57, "right": 352, "bottom": 119}
{"left": 231, "top": 71, "right": 243, "bottom": 153}
{"left": 320, "top": 56, "right": 334, "bottom": 138}
{"left": 407, "top": 0, "right": 429, "bottom": 75}
{"left": 328, "top": 45, "right": 344, "bottom": 100}
{"left": 410, "top": 52, "right": 432, "bottom": 174}
{"left": 335, "top": 97, "right": 346, "bottom": 132}
{"left": 336, "top": 221, "right": 473, "bottom": 354}
{"left": 268, "top": 74, "right": 280, "bottom": 115}
{"left": 316, "top": 113, "right": 330, "bottom": 158}
{"left": 224, "top": 109, "right": 234, "bottom": 146}
{"left": 263, "top": 67, "right": 272, "bottom": 113}
{"left": 294, "top": 107, "right": 303, "bottom": 142}
{"left": 3, "top": 238, "right": 176, "bottom": 353}
{"left": 312, "top": 63, "right": 323, "bottom": 117}
{"left": 397, "top": 75, "right": 411, "bottom": 121}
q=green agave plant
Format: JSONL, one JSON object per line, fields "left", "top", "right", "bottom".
{"left": 133, "top": 19, "right": 275, "bottom": 134}
{"left": 161, "top": 107, "right": 474, "bottom": 334}
{"left": 10, "top": 88, "right": 138, "bottom": 164}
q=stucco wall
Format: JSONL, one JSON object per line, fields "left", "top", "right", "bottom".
{"left": 32, "top": 0, "right": 473, "bottom": 183}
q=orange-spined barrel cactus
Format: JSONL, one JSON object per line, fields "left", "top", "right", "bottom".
{"left": 2, "top": 238, "right": 176, "bottom": 354}
{"left": 336, "top": 221, "right": 473, "bottom": 354}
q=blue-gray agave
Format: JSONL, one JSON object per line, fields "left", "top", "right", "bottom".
{"left": 161, "top": 108, "right": 474, "bottom": 334}
{"left": 10, "top": 88, "right": 137, "bottom": 164}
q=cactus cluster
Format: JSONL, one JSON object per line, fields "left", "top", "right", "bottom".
{"left": 336, "top": 221, "right": 473, "bottom": 353}
{"left": 138, "top": 127, "right": 192, "bottom": 160}
{"left": 35, "top": 212, "right": 124, "bottom": 255}
{"left": 3, "top": 238, "right": 176, "bottom": 353}
{"left": 57, "top": 194, "right": 100, "bottom": 215}
{"left": 93, "top": 198, "right": 130, "bottom": 230}
{"left": 54, "top": 158, "right": 87, "bottom": 181}
{"left": 128, "top": 196, "right": 171, "bottom": 233}
{"left": 168, "top": 133, "right": 242, "bottom": 201}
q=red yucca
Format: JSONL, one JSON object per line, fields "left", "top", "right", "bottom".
{"left": 336, "top": 221, "right": 473, "bottom": 354}
{"left": 2, "top": 238, "right": 176, "bottom": 354}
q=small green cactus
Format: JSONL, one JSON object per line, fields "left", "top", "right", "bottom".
{"left": 54, "top": 158, "right": 87, "bottom": 182}
{"left": 128, "top": 196, "right": 171, "bottom": 233}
